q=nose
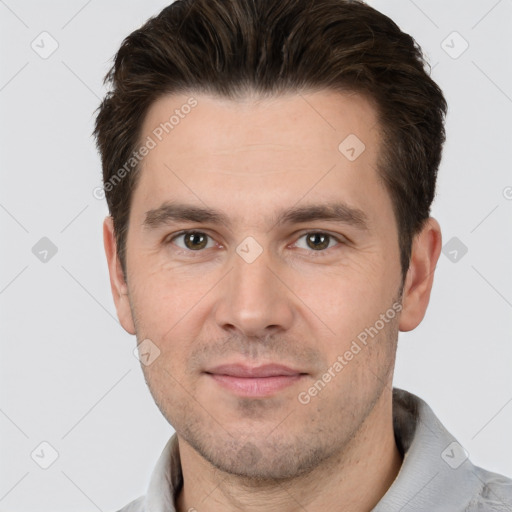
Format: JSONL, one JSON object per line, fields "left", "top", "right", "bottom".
{"left": 213, "top": 243, "right": 294, "bottom": 339}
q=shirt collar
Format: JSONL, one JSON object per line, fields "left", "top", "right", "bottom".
{"left": 373, "top": 388, "right": 482, "bottom": 511}
{"left": 140, "top": 387, "right": 489, "bottom": 512}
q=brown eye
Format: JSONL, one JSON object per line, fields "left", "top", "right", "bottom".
{"left": 184, "top": 232, "right": 208, "bottom": 250}
{"left": 170, "top": 231, "right": 214, "bottom": 251}
{"left": 305, "top": 233, "right": 330, "bottom": 250}
{"left": 293, "top": 231, "right": 343, "bottom": 256}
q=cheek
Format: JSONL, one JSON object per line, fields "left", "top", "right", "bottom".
{"left": 128, "top": 262, "right": 221, "bottom": 360}
{"left": 296, "top": 260, "right": 390, "bottom": 326}
{"left": 128, "top": 269, "right": 192, "bottom": 351}
{"left": 296, "top": 271, "right": 399, "bottom": 375}
{"left": 140, "top": 356, "right": 196, "bottom": 430}
{"left": 130, "top": 256, "right": 201, "bottom": 312}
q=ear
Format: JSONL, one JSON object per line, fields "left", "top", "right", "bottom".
{"left": 103, "top": 216, "right": 136, "bottom": 335}
{"left": 399, "top": 217, "right": 442, "bottom": 332}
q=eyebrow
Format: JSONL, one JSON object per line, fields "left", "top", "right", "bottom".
{"left": 143, "top": 201, "right": 369, "bottom": 232}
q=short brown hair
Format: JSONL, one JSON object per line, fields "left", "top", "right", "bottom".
{"left": 93, "top": 0, "right": 447, "bottom": 282}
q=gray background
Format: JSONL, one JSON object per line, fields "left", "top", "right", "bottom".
{"left": 0, "top": 0, "right": 511, "bottom": 510}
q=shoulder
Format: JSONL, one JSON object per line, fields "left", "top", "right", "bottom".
{"left": 466, "top": 466, "right": 512, "bottom": 511}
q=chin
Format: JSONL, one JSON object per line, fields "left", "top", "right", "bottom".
{"left": 190, "top": 434, "right": 330, "bottom": 482}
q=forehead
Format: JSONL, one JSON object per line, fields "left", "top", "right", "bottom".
{"left": 141, "top": 89, "right": 381, "bottom": 163}
{"left": 132, "top": 89, "right": 388, "bottom": 228}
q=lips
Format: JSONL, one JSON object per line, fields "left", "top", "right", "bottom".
{"left": 206, "top": 363, "right": 303, "bottom": 378}
{"left": 204, "top": 364, "right": 307, "bottom": 397}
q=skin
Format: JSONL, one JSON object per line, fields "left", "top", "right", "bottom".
{"left": 104, "top": 89, "right": 442, "bottom": 511}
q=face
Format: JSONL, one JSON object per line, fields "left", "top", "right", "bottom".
{"left": 108, "top": 89, "right": 407, "bottom": 479}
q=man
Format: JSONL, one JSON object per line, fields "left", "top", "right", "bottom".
{"left": 94, "top": 0, "right": 512, "bottom": 510}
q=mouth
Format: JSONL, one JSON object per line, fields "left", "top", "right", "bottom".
{"left": 204, "top": 363, "right": 308, "bottom": 398}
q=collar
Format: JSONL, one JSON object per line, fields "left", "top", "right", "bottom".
{"left": 138, "top": 387, "right": 508, "bottom": 511}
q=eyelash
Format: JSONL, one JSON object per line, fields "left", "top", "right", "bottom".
{"left": 165, "top": 230, "right": 345, "bottom": 258}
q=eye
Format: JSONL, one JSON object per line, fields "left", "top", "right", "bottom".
{"left": 168, "top": 231, "right": 216, "bottom": 251}
{"left": 165, "top": 230, "right": 344, "bottom": 256}
{"left": 293, "top": 231, "right": 343, "bottom": 255}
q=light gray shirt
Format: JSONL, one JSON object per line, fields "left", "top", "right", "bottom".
{"left": 117, "top": 388, "right": 512, "bottom": 511}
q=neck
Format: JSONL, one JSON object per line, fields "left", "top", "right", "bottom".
{"left": 176, "top": 390, "right": 402, "bottom": 512}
